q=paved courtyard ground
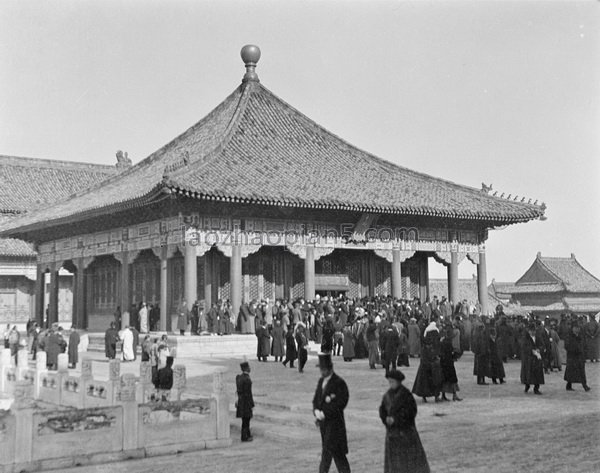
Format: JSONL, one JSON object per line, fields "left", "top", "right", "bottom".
{"left": 62, "top": 350, "right": 599, "bottom": 473}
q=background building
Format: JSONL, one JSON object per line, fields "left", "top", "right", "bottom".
{"left": 0, "top": 155, "right": 119, "bottom": 329}
{"left": 495, "top": 253, "right": 600, "bottom": 318}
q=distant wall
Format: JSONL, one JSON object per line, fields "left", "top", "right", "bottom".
{"left": 0, "top": 275, "right": 34, "bottom": 326}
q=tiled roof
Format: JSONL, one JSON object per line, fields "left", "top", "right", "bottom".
{"left": 538, "top": 256, "right": 600, "bottom": 293}
{"left": 519, "top": 297, "right": 600, "bottom": 314}
{"left": 488, "top": 280, "right": 516, "bottom": 298}
{"left": 505, "top": 283, "right": 566, "bottom": 294}
{"left": 514, "top": 254, "right": 600, "bottom": 294}
{"left": 519, "top": 302, "right": 567, "bottom": 313}
{"left": 429, "top": 278, "right": 479, "bottom": 303}
{"left": 564, "top": 297, "right": 600, "bottom": 312}
{"left": 0, "top": 80, "right": 545, "bottom": 237}
{"left": 429, "top": 278, "right": 525, "bottom": 315}
{"left": 0, "top": 155, "right": 116, "bottom": 257}
{"left": 0, "top": 238, "right": 36, "bottom": 257}
{"left": 0, "top": 155, "right": 117, "bottom": 213}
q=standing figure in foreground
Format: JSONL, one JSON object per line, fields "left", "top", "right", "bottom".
{"left": 412, "top": 323, "right": 442, "bottom": 403}
{"left": 488, "top": 326, "right": 506, "bottom": 384}
{"left": 520, "top": 322, "right": 545, "bottom": 394}
{"left": 564, "top": 321, "right": 591, "bottom": 392}
{"left": 104, "top": 322, "right": 119, "bottom": 360}
{"left": 313, "top": 353, "right": 351, "bottom": 473}
{"left": 379, "top": 370, "right": 430, "bottom": 473}
{"left": 296, "top": 324, "right": 309, "bottom": 373}
{"left": 236, "top": 361, "right": 255, "bottom": 442}
{"left": 472, "top": 319, "right": 490, "bottom": 385}
{"left": 282, "top": 325, "right": 298, "bottom": 368}
{"left": 271, "top": 319, "right": 285, "bottom": 362}
{"left": 440, "top": 327, "right": 462, "bottom": 401}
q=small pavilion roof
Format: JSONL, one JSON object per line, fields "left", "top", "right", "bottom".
{"left": 511, "top": 253, "right": 600, "bottom": 294}
{"left": 0, "top": 48, "right": 545, "bottom": 239}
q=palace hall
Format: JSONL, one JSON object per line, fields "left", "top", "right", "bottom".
{"left": 0, "top": 46, "right": 545, "bottom": 332}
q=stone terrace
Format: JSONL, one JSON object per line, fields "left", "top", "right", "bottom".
{"left": 60, "top": 350, "right": 600, "bottom": 473}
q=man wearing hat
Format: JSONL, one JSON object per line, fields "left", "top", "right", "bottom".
{"left": 312, "top": 353, "right": 351, "bottom": 473}
{"left": 236, "top": 361, "right": 255, "bottom": 442}
{"left": 380, "top": 370, "right": 430, "bottom": 473}
{"left": 520, "top": 322, "right": 545, "bottom": 394}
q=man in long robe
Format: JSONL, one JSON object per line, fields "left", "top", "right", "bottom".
{"left": 68, "top": 326, "right": 80, "bottom": 368}
{"left": 104, "top": 322, "right": 119, "bottom": 360}
{"left": 236, "top": 361, "right": 254, "bottom": 442}
{"left": 380, "top": 370, "right": 430, "bottom": 473}
{"left": 120, "top": 326, "right": 135, "bottom": 361}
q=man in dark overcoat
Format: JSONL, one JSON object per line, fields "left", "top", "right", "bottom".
{"left": 520, "top": 322, "right": 545, "bottom": 394}
{"left": 381, "top": 324, "right": 400, "bottom": 375}
{"left": 472, "top": 319, "right": 491, "bottom": 385}
{"left": 312, "top": 353, "right": 351, "bottom": 473}
{"left": 379, "top": 370, "right": 430, "bottom": 473}
{"left": 104, "top": 322, "right": 119, "bottom": 360}
{"left": 42, "top": 325, "right": 67, "bottom": 370}
{"left": 236, "top": 361, "right": 254, "bottom": 442}
{"left": 564, "top": 322, "right": 591, "bottom": 392}
{"left": 67, "top": 325, "right": 80, "bottom": 368}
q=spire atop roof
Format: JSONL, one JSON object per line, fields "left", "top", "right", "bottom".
{"left": 241, "top": 44, "right": 261, "bottom": 83}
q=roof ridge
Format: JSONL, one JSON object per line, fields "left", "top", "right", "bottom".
{"left": 567, "top": 257, "right": 600, "bottom": 286}
{"left": 0, "top": 154, "right": 116, "bottom": 171}
{"left": 167, "top": 83, "right": 253, "bottom": 181}
{"left": 538, "top": 256, "right": 574, "bottom": 260}
{"left": 515, "top": 257, "right": 563, "bottom": 287}
{"left": 245, "top": 85, "right": 543, "bottom": 214}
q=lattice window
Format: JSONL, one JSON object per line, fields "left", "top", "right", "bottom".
{"left": 410, "top": 261, "right": 420, "bottom": 298}
{"left": 375, "top": 259, "right": 391, "bottom": 296}
{"left": 263, "top": 252, "right": 273, "bottom": 300}
{"left": 89, "top": 257, "right": 119, "bottom": 313}
{"left": 273, "top": 252, "right": 284, "bottom": 299}
{"left": 401, "top": 262, "right": 409, "bottom": 299}
{"left": 219, "top": 255, "right": 230, "bottom": 302}
{"left": 249, "top": 274, "right": 259, "bottom": 301}
{"left": 196, "top": 257, "right": 205, "bottom": 302}
{"left": 347, "top": 259, "right": 360, "bottom": 299}
{"left": 169, "top": 256, "right": 184, "bottom": 314}
{"left": 130, "top": 252, "right": 160, "bottom": 307}
{"left": 291, "top": 257, "right": 304, "bottom": 300}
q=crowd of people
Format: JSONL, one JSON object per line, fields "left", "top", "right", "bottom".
{"left": 234, "top": 295, "right": 597, "bottom": 472}
{"left": 213, "top": 294, "right": 597, "bottom": 396}
{"left": 1, "top": 321, "right": 89, "bottom": 370}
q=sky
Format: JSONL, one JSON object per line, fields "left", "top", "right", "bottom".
{"left": 1, "top": 0, "right": 599, "bottom": 283}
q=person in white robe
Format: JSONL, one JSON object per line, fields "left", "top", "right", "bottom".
{"left": 139, "top": 302, "right": 149, "bottom": 334}
{"left": 120, "top": 327, "right": 135, "bottom": 361}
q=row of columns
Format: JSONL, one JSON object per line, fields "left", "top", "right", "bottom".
{"left": 37, "top": 241, "right": 491, "bottom": 330}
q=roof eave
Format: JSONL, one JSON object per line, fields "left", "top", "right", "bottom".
{"left": 169, "top": 186, "right": 544, "bottom": 225}
{"left": 0, "top": 185, "right": 172, "bottom": 242}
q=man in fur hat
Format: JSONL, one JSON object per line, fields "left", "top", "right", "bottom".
{"left": 313, "top": 353, "right": 351, "bottom": 472}
{"left": 379, "top": 370, "right": 430, "bottom": 473}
